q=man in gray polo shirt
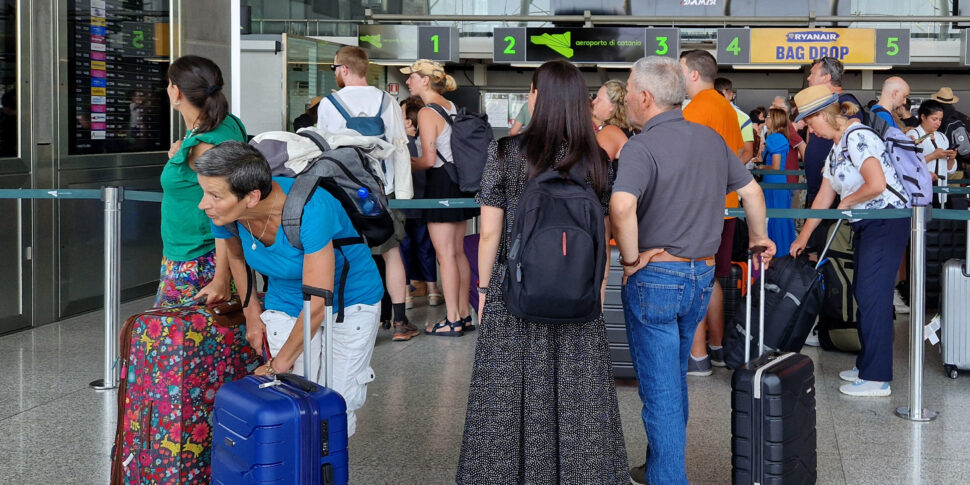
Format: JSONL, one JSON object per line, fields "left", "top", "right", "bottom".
{"left": 611, "top": 56, "right": 775, "bottom": 485}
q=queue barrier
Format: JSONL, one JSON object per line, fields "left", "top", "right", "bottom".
{"left": 2, "top": 188, "right": 968, "bottom": 420}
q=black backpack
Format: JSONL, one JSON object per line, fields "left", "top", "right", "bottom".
{"left": 502, "top": 164, "right": 606, "bottom": 324}
{"left": 943, "top": 116, "right": 970, "bottom": 157}
{"left": 428, "top": 103, "right": 494, "bottom": 193}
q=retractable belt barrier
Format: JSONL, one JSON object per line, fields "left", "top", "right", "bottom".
{"left": 1, "top": 187, "right": 966, "bottom": 420}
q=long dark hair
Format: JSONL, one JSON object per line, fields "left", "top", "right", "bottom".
{"left": 520, "top": 60, "right": 607, "bottom": 195}
{"left": 167, "top": 55, "right": 228, "bottom": 134}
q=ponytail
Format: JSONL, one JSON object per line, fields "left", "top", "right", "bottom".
{"left": 167, "top": 55, "right": 229, "bottom": 134}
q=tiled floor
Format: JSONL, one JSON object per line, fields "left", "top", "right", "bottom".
{"left": 1, "top": 296, "right": 968, "bottom": 484}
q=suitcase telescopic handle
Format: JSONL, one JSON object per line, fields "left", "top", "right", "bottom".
{"left": 301, "top": 286, "right": 335, "bottom": 386}
{"left": 814, "top": 219, "right": 845, "bottom": 270}
{"left": 744, "top": 246, "right": 769, "bottom": 364}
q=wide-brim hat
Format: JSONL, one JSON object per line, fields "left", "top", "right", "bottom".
{"left": 793, "top": 85, "right": 840, "bottom": 122}
{"left": 400, "top": 59, "right": 445, "bottom": 78}
{"left": 308, "top": 96, "right": 323, "bottom": 109}
{"left": 931, "top": 87, "right": 959, "bottom": 104}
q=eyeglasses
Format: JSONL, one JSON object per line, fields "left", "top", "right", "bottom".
{"left": 812, "top": 56, "right": 840, "bottom": 73}
{"left": 330, "top": 64, "right": 343, "bottom": 72}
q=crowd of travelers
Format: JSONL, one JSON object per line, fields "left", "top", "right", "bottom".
{"left": 153, "top": 46, "right": 967, "bottom": 484}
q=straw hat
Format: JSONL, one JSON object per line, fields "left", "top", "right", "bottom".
{"left": 931, "top": 87, "right": 959, "bottom": 104}
{"left": 400, "top": 59, "right": 446, "bottom": 78}
{"left": 793, "top": 85, "right": 839, "bottom": 122}
{"left": 308, "top": 96, "right": 323, "bottom": 109}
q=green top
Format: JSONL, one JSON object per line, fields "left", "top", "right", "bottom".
{"left": 160, "top": 114, "right": 247, "bottom": 262}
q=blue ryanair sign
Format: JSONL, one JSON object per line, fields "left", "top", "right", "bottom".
{"left": 786, "top": 31, "right": 840, "bottom": 43}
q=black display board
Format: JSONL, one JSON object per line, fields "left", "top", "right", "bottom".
{"left": 67, "top": 0, "right": 170, "bottom": 155}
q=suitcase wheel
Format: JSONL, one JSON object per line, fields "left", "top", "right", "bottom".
{"left": 945, "top": 364, "right": 958, "bottom": 379}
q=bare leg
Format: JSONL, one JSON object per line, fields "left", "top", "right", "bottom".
{"left": 382, "top": 248, "right": 407, "bottom": 305}
{"left": 454, "top": 221, "right": 471, "bottom": 320}
{"left": 707, "top": 280, "right": 725, "bottom": 346}
{"left": 428, "top": 222, "right": 462, "bottom": 323}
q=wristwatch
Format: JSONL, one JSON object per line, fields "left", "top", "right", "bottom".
{"left": 477, "top": 286, "right": 488, "bottom": 294}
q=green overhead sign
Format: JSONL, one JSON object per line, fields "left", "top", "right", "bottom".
{"left": 493, "top": 27, "right": 681, "bottom": 64}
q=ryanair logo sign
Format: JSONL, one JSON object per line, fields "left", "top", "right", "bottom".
{"left": 786, "top": 31, "right": 840, "bottom": 43}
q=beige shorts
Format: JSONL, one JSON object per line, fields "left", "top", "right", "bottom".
{"left": 371, "top": 208, "right": 406, "bottom": 255}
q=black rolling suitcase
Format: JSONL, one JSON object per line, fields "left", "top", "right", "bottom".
{"left": 731, "top": 248, "right": 817, "bottom": 485}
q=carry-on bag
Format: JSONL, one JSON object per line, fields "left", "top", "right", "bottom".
{"left": 815, "top": 221, "right": 862, "bottom": 353}
{"left": 211, "top": 286, "right": 350, "bottom": 485}
{"left": 723, "top": 221, "right": 841, "bottom": 369}
{"left": 110, "top": 300, "right": 261, "bottom": 485}
{"left": 731, "top": 248, "right": 817, "bottom": 485}
{"left": 941, "top": 215, "right": 970, "bottom": 378}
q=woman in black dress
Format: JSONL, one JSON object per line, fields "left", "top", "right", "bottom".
{"left": 456, "top": 60, "right": 628, "bottom": 484}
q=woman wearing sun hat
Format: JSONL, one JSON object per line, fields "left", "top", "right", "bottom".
{"left": 789, "top": 84, "right": 909, "bottom": 398}
{"left": 402, "top": 59, "right": 479, "bottom": 337}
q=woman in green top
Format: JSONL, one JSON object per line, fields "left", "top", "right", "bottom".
{"left": 155, "top": 55, "right": 248, "bottom": 307}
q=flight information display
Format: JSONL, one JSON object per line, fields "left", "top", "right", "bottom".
{"left": 67, "top": 0, "right": 170, "bottom": 155}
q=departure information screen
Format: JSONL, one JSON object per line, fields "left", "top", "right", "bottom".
{"left": 67, "top": 0, "right": 170, "bottom": 155}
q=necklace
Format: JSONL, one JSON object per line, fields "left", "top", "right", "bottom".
{"left": 243, "top": 199, "right": 277, "bottom": 250}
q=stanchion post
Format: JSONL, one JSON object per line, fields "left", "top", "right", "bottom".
{"left": 91, "top": 186, "right": 123, "bottom": 391}
{"left": 896, "top": 205, "right": 937, "bottom": 421}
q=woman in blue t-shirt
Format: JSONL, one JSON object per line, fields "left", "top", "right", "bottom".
{"left": 759, "top": 108, "right": 797, "bottom": 252}
{"left": 194, "top": 141, "right": 383, "bottom": 436}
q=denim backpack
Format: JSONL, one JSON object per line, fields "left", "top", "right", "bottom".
{"left": 842, "top": 124, "right": 933, "bottom": 207}
{"left": 427, "top": 103, "right": 494, "bottom": 193}
{"left": 502, "top": 162, "right": 605, "bottom": 324}
{"left": 326, "top": 91, "right": 387, "bottom": 138}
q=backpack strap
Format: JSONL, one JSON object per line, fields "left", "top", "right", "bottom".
{"left": 426, "top": 103, "right": 454, "bottom": 126}
{"left": 327, "top": 93, "right": 354, "bottom": 123}
{"left": 298, "top": 129, "right": 332, "bottom": 152}
{"left": 330, "top": 237, "right": 363, "bottom": 323}
{"left": 740, "top": 118, "right": 752, "bottom": 130}
{"left": 280, "top": 175, "right": 321, "bottom": 252}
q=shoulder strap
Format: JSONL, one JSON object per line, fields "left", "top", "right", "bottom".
{"left": 298, "top": 129, "right": 332, "bottom": 152}
{"left": 427, "top": 103, "right": 454, "bottom": 126}
{"left": 327, "top": 93, "right": 354, "bottom": 122}
{"left": 740, "top": 118, "right": 752, "bottom": 130}
{"left": 280, "top": 176, "right": 322, "bottom": 251}
{"left": 376, "top": 91, "right": 387, "bottom": 117}
{"left": 840, "top": 124, "right": 879, "bottom": 154}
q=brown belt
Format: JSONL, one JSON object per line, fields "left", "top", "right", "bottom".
{"left": 651, "top": 252, "right": 716, "bottom": 265}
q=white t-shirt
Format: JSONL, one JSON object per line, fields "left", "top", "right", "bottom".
{"left": 317, "top": 85, "right": 410, "bottom": 196}
{"left": 824, "top": 123, "right": 907, "bottom": 220}
{"left": 907, "top": 125, "right": 956, "bottom": 205}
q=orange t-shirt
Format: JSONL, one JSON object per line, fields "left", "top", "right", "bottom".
{"left": 682, "top": 89, "right": 745, "bottom": 213}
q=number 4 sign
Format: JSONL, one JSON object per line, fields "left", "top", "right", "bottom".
{"left": 716, "top": 28, "right": 751, "bottom": 64}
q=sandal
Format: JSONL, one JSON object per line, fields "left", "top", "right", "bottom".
{"left": 428, "top": 292, "right": 444, "bottom": 307}
{"left": 461, "top": 314, "right": 476, "bottom": 332}
{"left": 424, "top": 318, "right": 464, "bottom": 337}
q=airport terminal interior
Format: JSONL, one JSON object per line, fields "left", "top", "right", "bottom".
{"left": 2, "top": 0, "right": 970, "bottom": 483}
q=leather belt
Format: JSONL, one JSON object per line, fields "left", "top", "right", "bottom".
{"left": 651, "top": 252, "right": 716, "bottom": 265}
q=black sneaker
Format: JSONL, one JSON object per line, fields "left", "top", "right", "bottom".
{"left": 629, "top": 463, "right": 647, "bottom": 485}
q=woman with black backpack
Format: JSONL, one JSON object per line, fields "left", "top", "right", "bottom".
{"left": 455, "top": 60, "right": 628, "bottom": 484}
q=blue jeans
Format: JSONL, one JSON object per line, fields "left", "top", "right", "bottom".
{"left": 622, "top": 262, "right": 716, "bottom": 485}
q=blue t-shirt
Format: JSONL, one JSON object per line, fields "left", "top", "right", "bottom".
{"left": 212, "top": 177, "right": 383, "bottom": 317}
{"left": 870, "top": 105, "right": 897, "bottom": 129}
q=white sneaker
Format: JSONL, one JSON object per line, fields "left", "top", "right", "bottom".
{"left": 840, "top": 379, "right": 891, "bottom": 397}
{"left": 803, "top": 323, "right": 820, "bottom": 347}
{"left": 839, "top": 367, "right": 859, "bottom": 382}
{"left": 894, "top": 290, "right": 910, "bottom": 314}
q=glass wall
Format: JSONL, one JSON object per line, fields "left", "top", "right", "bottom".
{"left": 0, "top": 0, "right": 17, "bottom": 158}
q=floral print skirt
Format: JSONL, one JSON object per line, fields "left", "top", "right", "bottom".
{"left": 153, "top": 250, "right": 216, "bottom": 308}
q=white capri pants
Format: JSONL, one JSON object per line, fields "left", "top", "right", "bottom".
{"left": 261, "top": 301, "right": 381, "bottom": 436}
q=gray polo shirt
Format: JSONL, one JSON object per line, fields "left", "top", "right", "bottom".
{"left": 614, "top": 109, "right": 753, "bottom": 258}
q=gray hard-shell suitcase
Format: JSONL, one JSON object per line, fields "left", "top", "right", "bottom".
{"left": 941, "top": 218, "right": 970, "bottom": 378}
{"left": 605, "top": 247, "right": 636, "bottom": 379}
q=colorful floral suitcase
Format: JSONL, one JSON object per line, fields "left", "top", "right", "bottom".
{"left": 110, "top": 300, "right": 261, "bottom": 485}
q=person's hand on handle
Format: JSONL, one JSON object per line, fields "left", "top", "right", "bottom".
{"left": 193, "top": 278, "right": 231, "bottom": 305}
{"left": 244, "top": 314, "right": 266, "bottom": 356}
{"left": 749, "top": 237, "right": 777, "bottom": 271}
{"left": 789, "top": 234, "right": 810, "bottom": 259}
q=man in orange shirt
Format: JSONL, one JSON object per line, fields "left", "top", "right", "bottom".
{"left": 679, "top": 49, "right": 744, "bottom": 376}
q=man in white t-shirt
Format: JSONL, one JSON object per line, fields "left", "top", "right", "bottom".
{"left": 318, "top": 46, "right": 419, "bottom": 341}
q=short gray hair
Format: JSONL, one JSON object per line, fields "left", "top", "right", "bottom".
{"left": 194, "top": 141, "right": 273, "bottom": 200}
{"left": 630, "top": 56, "right": 685, "bottom": 110}
{"left": 811, "top": 57, "right": 844, "bottom": 87}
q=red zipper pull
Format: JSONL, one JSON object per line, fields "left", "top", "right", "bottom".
{"left": 562, "top": 232, "right": 567, "bottom": 256}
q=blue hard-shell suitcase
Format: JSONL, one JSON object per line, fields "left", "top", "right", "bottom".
{"left": 211, "top": 286, "right": 349, "bottom": 484}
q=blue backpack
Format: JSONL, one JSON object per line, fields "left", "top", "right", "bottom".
{"left": 326, "top": 91, "right": 388, "bottom": 138}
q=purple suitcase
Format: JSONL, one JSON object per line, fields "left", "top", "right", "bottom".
{"left": 211, "top": 286, "right": 349, "bottom": 484}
